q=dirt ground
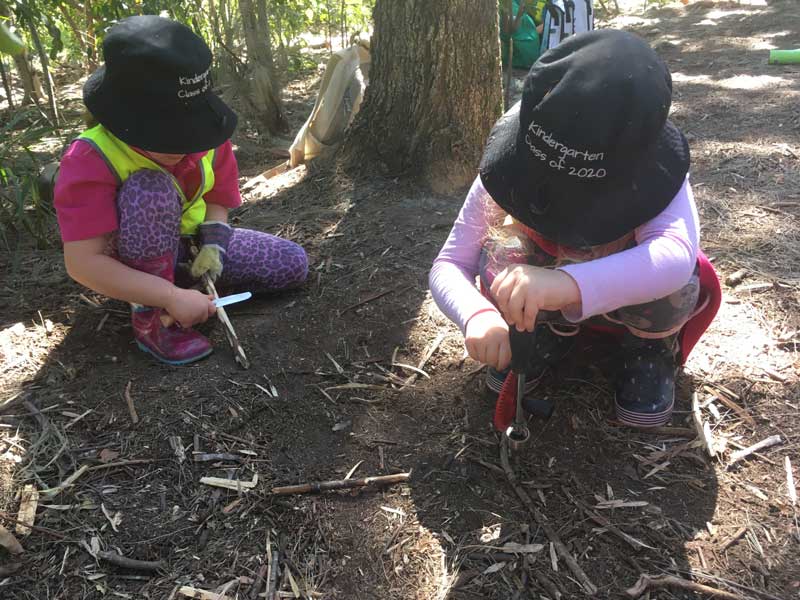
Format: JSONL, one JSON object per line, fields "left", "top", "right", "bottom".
{"left": 1, "top": 1, "right": 799, "bottom": 598}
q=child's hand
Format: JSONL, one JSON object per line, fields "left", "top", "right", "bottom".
{"left": 164, "top": 287, "right": 216, "bottom": 328}
{"left": 490, "top": 265, "right": 580, "bottom": 332}
{"left": 465, "top": 310, "right": 512, "bottom": 371}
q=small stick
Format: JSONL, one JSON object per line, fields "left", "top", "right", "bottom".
{"left": 41, "top": 465, "right": 89, "bottom": 498}
{"left": 266, "top": 550, "right": 279, "bottom": 600}
{"left": 0, "top": 512, "right": 67, "bottom": 539}
{"left": 565, "top": 490, "right": 654, "bottom": 550}
{"left": 340, "top": 286, "right": 410, "bottom": 314}
{"left": 15, "top": 485, "right": 39, "bottom": 536}
{"left": 786, "top": 456, "right": 797, "bottom": 506}
{"left": 200, "top": 474, "right": 259, "bottom": 491}
{"left": 124, "top": 381, "right": 139, "bottom": 425}
{"left": 728, "top": 435, "right": 782, "bottom": 467}
{"left": 195, "top": 251, "right": 250, "bottom": 369}
{"left": 402, "top": 332, "right": 446, "bottom": 389}
{"left": 271, "top": 472, "right": 410, "bottom": 496}
{"left": 703, "top": 386, "right": 756, "bottom": 427}
{"left": 183, "top": 244, "right": 249, "bottom": 368}
{"left": 626, "top": 574, "right": 748, "bottom": 600}
{"left": 529, "top": 566, "right": 562, "bottom": 600}
{"left": 249, "top": 563, "right": 268, "bottom": 600}
{"left": 692, "top": 392, "right": 715, "bottom": 457}
{"left": 87, "top": 459, "right": 156, "bottom": 472}
{"left": 718, "top": 525, "right": 748, "bottom": 552}
{"left": 500, "top": 439, "right": 598, "bottom": 596}
{"left": 727, "top": 441, "right": 777, "bottom": 466}
{"left": 193, "top": 452, "right": 242, "bottom": 463}
{"left": 178, "top": 587, "right": 234, "bottom": 600}
{"left": 96, "top": 550, "right": 164, "bottom": 572}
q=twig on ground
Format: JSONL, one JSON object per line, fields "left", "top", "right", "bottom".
{"left": 728, "top": 435, "right": 782, "bottom": 467}
{"left": 401, "top": 331, "right": 446, "bottom": 389}
{"left": 200, "top": 474, "right": 259, "bottom": 491}
{"left": 178, "top": 587, "right": 234, "bottom": 600}
{"left": 340, "top": 285, "right": 411, "bottom": 314}
{"left": 500, "top": 439, "right": 598, "bottom": 596}
{"left": 124, "top": 381, "right": 139, "bottom": 425}
{"left": 785, "top": 456, "right": 797, "bottom": 506}
{"left": 87, "top": 459, "right": 156, "bottom": 472}
{"left": 96, "top": 550, "right": 164, "bottom": 572}
{"left": 718, "top": 526, "right": 748, "bottom": 552}
{"left": 528, "top": 563, "right": 562, "bottom": 599}
{"left": 266, "top": 549, "right": 279, "bottom": 600}
{"left": 271, "top": 472, "right": 410, "bottom": 495}
{"left": 563, "top": 488, "right": 655, "bottom": 550}
{"left": 692, "top": 392, "right": 716, "bottom": 457}
{"left": 41, "top": 465, "right": 89, "bottom": 498}
{"left": 0, "top": 512, "right": 67, "bottom": 539}
{"left": 703, "top": 385, "right": 756, "bottom": 427}
{"left": 15, "top": 485, "right": 38, "bottom": 536}
{"left": 625, "top": 574, "right": 750, "bottom": 600}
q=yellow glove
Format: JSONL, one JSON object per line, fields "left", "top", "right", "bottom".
{"left": 191, "top": 245, "right": 224, "bottom": 281}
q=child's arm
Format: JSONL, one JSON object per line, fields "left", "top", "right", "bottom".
{"left": 64, "top": 236, "right": 215, "bottom": 327}
{"left": 430, "top": 177, "right": 514, "bottom": 369}
{"left": 557, "top": 177, "right": 699, "bottom": 321}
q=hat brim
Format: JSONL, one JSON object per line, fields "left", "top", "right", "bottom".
{"left": 83, "top": 66, "right": 238, "bottom": 154}
{"left": 479, "top": 104, "right": 690, "bottom": 247}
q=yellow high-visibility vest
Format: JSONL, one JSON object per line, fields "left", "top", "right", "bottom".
{"left": 77, "top": 124, "right": 216, "bottom": 235}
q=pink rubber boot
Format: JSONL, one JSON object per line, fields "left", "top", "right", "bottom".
{"left": 126, "top": 254, "right": 213, "bottom": 365}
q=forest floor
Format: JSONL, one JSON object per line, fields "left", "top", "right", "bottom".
{"left": 1, "top": 0, "right": 799, "bottom": 598}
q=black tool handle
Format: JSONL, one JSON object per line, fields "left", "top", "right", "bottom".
{"left": 509, "top": 326, "right": 537, "bottom": 375}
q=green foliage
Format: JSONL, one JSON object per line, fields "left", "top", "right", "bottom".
{"left": 0, "top": 106, "right": 58, "bottom": 249}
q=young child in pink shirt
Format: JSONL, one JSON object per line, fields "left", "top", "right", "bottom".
{"left": 430, "top": 30, "right": 720, "bottom": 429}
{"left": 54, "top": 16, "right": 307, "bottom": 365}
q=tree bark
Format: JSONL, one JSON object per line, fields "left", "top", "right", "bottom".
{"left": 24, "top": 7, "right": 60, "bottom": 130}
{"left": 0, "top": 1, "right": 37, "bottom": 105}
{"left": 0, "top": 57, "right": 14, "bottom": 110}
{"left": 238, "top": 0, "right": 288, "bottom": 136}
{"left": 341, "top": 0, "right": 503, "bottom": 194}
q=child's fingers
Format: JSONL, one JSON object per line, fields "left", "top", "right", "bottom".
{"left": 489, "top": 268, "right": 512, "bottom": 308}
{"left": 466, "top": 338, "right": 483, "bottom": 364}
{"left": 522, "top": 295, "right": 538, "bottom": 332}
{"left": 506, "top": 282, "right": 528, "bottom": 328}
{"left": 497, "top": 340, "right": 512, "bottom": 371}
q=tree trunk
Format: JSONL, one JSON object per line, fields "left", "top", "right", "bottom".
{"left": 341, "top": 0, "right": 503, "bottom": 194}
{"left": 0, "top": 0, "right": 37, "bottom": 105}
{"left": 238, "top": 0, "right": 288, "bottom": 136}
{"left": 25, "top": 8, "right": 60, "bottom": 131}
{"left": 11, "top": 50, "right": 37, "bottom": 105}
{"left": 0, "top": 57, "right": 14, "bottom": 110}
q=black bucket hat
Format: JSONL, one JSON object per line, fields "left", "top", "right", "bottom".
{"left": 479, "top": 29, "right": 689, "bottom": 247}
{"left": 83, "top": 15, "right": 237, "bottom": 154}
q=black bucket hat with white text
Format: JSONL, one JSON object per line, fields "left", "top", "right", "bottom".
{"left": 83, "top": 15, "right": 237, "bottom": 154}
{"left": 479, "top": 29, "right": 689, "bottom": 247}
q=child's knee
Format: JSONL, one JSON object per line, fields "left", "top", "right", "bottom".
{"left": 281, "top": 241, "right": 308, "bottom": 287}
{"left": 117, "top": 170, "right": 179, "bottom": 218}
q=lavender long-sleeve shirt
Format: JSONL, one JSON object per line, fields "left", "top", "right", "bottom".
{"left": 429, "top": 176, "right": 700, "bottom": 332}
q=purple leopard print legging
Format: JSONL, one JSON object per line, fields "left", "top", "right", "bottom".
{"left": 117, "top": 170, "right": 308, "bottom": 291}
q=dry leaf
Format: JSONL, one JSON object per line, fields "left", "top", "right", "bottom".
{"left": 502, "top": 542, "right": 545, "bottom": 554}
{"left": 0, "top": 524, "right": 24, "bottom": 554}
{"left": 483, "top": 562, "right": 506, "bottom": 575}
{"left": 99, "top": 449, "right": 119, "bottom": 463}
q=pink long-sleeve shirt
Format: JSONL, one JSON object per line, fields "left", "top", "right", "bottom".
{"left": 429, "top": 176, "right": 700, "bottom": 332}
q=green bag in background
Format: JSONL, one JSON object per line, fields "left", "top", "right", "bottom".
{"left": 500, "top": 0, "right": 541, "bottom": 70}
